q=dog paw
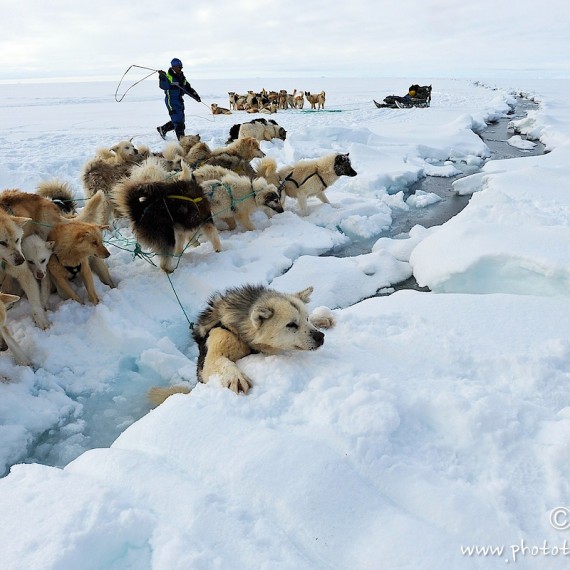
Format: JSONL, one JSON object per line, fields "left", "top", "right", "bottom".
{"left": 309, "top": 306, "right": 336, "bottom": 329}
{"left": 223, "top": 371, "right": 253, "bottom": 394}
{"left": 33, "top": 314, "right": 50, "bottom": 330}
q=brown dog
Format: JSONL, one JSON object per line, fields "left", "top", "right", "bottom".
{"left": 47, "top": 221, "right": 112, "bottom": 305}
{"left": 211, "top": 103, "right": 232, "bottom": 115}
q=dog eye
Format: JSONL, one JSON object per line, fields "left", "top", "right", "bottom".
{"left": 28, "top": 260, "right": 35, "bottom": 265}
{"left": 0, "top": 241, "right": 6, "bottom": 246}
{"left": 286, "top": 322, "right": 298, "bottom": 329}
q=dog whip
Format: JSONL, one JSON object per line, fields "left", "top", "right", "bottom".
{"left": 115, "top": 64, "right": 160, "bottom": 102}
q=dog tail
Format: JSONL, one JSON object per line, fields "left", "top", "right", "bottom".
{"left": 255, "top": 157, "right": 279, "bottom": 186}
{"left": 147, "top": 385, "right": 192, "bottom": 406}
{"left": 74, "top": 190, "right": 109, "bottom": 224}
{"left": 36, "top": 179, "right": 77, "bottom": 214}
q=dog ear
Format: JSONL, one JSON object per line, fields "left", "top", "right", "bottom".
{"left": 295, "top": 286, "right": 313, "bottom": 304}
{"left": 45, "top": 241, "right": 56, "bottom": 251}
{"left": 251, "top": 304, "right": 274, "bottom": 329}
{"left": 0, "top": 292, "right": 21, "bottom": 307}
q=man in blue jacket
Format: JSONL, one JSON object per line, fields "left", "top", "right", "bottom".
{"left": 157, "top": 58, "right": 201, "bottom": 140}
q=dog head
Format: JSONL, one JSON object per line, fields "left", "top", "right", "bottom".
{"left": 111, "top": 140, "right": 139, "bottom": 162}
{"left": 0, "top": 213, "right": 30, "bottom": 267}
{"left": 70, "top": 222, "right": 110, "bottom": 259}
{"left": 233, "top": 137, "right": 265, "bottom": 160}
{"left": 22, "top": 235, "right": 54, "bottom": 280}
{"left": 248, "top": 287, "right": 325, "bottom": 353}
{"left": 252, "top": 180, "right": 284, "bottom": 215}
{"left": 178, "top": 134, "right": 201, "bottom": 154}
{"left": 333, "top": 153, "right": 357, "bottom": 178}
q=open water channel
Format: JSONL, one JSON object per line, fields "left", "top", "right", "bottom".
{"left": 324, "top": 98, "right": 545, "bottom": 292}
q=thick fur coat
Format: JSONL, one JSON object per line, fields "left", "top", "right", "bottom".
{"left": 277, "top": 153, "right": 357, "bottom": 215}
{"left": 148, "top": 284, "right": 335, "bottom": 404}
{"left": 227, "top": 118, "right": 287, "bottom": 143}
{"left": 47, "top": 221, "right": 113, "bottom": 305}
{"left": 201, "top": 173, "right": 283, "bottom": 231}
{"left": 113, "top": 178, "right": 221, "bottom": 273}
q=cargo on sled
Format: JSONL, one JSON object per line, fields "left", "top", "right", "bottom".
{"left": 374, "top": 84, "right": 432, "bottom": 109}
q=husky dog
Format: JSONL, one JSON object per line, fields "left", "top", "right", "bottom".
{"left": 277, "top": 153, "right": 357, "bottom": 215}
{"left": 81, "top": 140, "right": 142, "bottom": 222}
{"left": 22, "top": 234, "right": 54, "bottom": 308}
{"left": 293, "top": 90, "right": 305, "bottom": 109}
{"left": 0, "top": 189, "right": 63, "bottom": 240}
{"left": 211, "top": 103, "right": 232, "bottom": 115}
{"left": 1, "top": 234, "right": 55, "bottom": 309}
{"left": 148, "top": 284, "right": 335, "bottom": 404}
{"left": 211, "top": 137, "right": 265, "bottom": 161}
{"left": 0, "top": 208, "right": 50, "bottom": 329}
{"left": 113, "top": 178, "right": 221, "bottom": 273}
{"left": 0, "top": 293, "right": 31, "bottom": 367}
{"left": 47, "top": 221, "right": 112, "bottom": 305}
{"left": 178, "top": 134, "right": 202, "bottom": 155}
{"left": 305, "top": 91, "right": 326, "bottom": 110}
{"left": 191, "top": 164, "right": 234, "bottom": 185}
{"left": 185, "top": 142, "right": 213, "bottom": 168}
{"left": 226, "top": 118, "right": 287, "bottom": 143}
{"left": 201, "top": 173, "right": 283, "bottom": 231}
{"left": 191, "top": 137, "right": 265, "bottom": 179}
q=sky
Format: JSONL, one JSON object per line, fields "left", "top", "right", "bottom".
{"left": 1, "top": 75, "right": 570, "bottom": 567}
{"left": 2, "top": 0, "right": 570, "bottom": 82}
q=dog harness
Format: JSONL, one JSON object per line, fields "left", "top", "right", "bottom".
{"left": 284, "top": 170, "right": 328, "bottom": 189}
{"left": 205, "top": 182, "right": 242, "bottom": 212}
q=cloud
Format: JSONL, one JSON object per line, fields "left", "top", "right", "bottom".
{"left": 1, "top": 0, "right": 569, "bottom": 81}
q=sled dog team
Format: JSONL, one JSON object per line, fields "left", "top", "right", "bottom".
{"left": 223, "top": 89, "right": 326, "bottom": 113}
{"left": 0, "top": 116, "right": 355, "bottom": 398}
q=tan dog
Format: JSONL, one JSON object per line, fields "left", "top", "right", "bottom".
{"left": 81, "top": 140, "right": 141, "bottom": 222}
{"left": 293, "top": 90, "right": 305, "bottom": 109}
{"left": 178, "top": 134, "right": 202, "bottom": 155}
{"left": 193, "top": 137, "right": 265, "bottom": 179}
{"left": 148, "top": 284, "right": 334, "bottom": 403}
{"left": 201, "top": 173, "right": 283, "bottom": 231}
{"left": 277, "top": 153, "right": 357, "bottom": 215}
{"left": 47, "top": 221, "right": 112, "bottom": 305}
{"left": 211, "top": 103, "right": 232, "bottom": 115}
{"left": 0, "top": 293, "right": 31, "bottom": 367}
{"left": 210, "top": 137, "right": 266, "bottom": 161}
{"left": 0, "top": 189, "right": 63, "bottom": 240}
{"left": 0, "top": 208, "right": 50, "bottom": 329}
{"left": 1, "top": 234, "right": 54, "bottom": 308}
{"left": 305, "top": 91, "right": 326, "bottom": 110}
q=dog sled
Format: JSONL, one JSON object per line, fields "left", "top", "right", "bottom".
{"left": 374, "top": 84, "right": 432, "bottom": 109}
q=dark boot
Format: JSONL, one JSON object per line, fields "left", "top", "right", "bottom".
{"left": 157, "top": 121, "right": 174, "bottom": 139}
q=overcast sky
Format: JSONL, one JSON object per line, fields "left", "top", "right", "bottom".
{"left": 2, "top": 0, "right": 569, "bottom": 82}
